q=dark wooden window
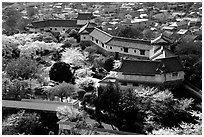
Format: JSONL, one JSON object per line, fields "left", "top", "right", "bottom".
{"left": 55, "top": 28, "right": 57, "bottom": 30}
{"left": 154, "top": 46, "right": 161, "bottom": 53}
{"left": 134, "top": 49, "right": 137, "bottom": 53}
{"left": 96, "top": 39, "right": 98, "bottom": 43}
{"left": 124, "top": 47, "right": 128, "bottom": 53}
{"left": 102, "top": 43, "right": 104, "bottom": 47}
{"left": 50, "top": 28, "right": 52, "bottom": 30}
{"left": 110, "top": 46, "right": 112, "bottom": 49}
{"left": 133, "top": 83, "right": 139, "bottom": 87}
{"left": 172, "top": 72, "right": 178, "bottom": 77}
{"left": 140, "top": 50, "right": 145, "bottom": 55}
{"left": 121, "top": 82, "right": 127, "bottom": 86}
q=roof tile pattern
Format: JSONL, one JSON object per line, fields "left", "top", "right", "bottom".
{"left": 77, "top": 12, "right": 94, "bottom": 20}
{"left": 32, "top": 20, "right": 77, "bottom": 28}
{"left": 89, "top": 27, "right": 112, "bottom": 43}
{"left": 117, "top": 57, "right": 183, "bottom": 75}
{"left": 106, "top": 36, "right": 151, "bottom": 50}
{"left": 151, "top": 34, "right": 174, "bottom": 45}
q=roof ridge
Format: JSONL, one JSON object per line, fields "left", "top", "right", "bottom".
{"left": 123, "top": 59, "right": 161, "bottom": 63}
{"left": 157, "top": 55, "right": 179, "bottom": 60}
{"left": 94, "top": 27, "right": 113, "bottom": 37}
{"left": 112, "top": 36, "right": 150, "bottom": 42}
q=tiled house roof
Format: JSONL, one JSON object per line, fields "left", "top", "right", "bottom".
{"left": 32, "top": 20, "right": 77, "bottom": 28}
{"left": 79, "top": 22, "right": 97, "bottom": 34}
{"left": 116, "top": 59, "right": 161, "bottom": 75}
{"left": 150, "top": 47, "right": 176, "bottom": 60}
{"left": 181, "top": 35, "right": 199, "bottom": 43}
{"left": 163, "top": 47, "right": 176, "bottom": 58}
{"left": 89, "top": 27, "right": 112, "bottom": 43}
{"left": 169, "top": 21, "right": 188, "bottom": 27}
{"left": 151, "top": 34, "right": 174, "bottom": 45}
{"left": 106, "top": 36, "right": 151, "bottom": 50}
{"left": 117, "top": 56, "right": 183, "bottom": 75}
{"left": 77, "top": 12, "right": 95, "bottom": 20}
{"left": 177, "top": 29, "right": 189, "bottom": 35}
{"left": 156, "top": 56, "right": 184, "bottom": 73}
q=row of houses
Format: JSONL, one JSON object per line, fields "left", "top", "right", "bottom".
{"left": 28, "top": 14, "right": 186, "bottom": 89}
{"left": 99, "top": 56, "right": 185, "bottom": 89}
{"left": 80, "top": 22, "right": 176, "bottom": 60}
{"left": 29, "top": 12, "right": 95, "bottom": 33}
{"left": 80, "top": 24, "right": 151, "bottom": 59}
{"left": 79, "top": 22, "right": 185, "bottom": 88}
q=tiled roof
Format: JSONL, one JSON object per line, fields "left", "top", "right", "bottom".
{"left": 163, "top": 31, "right": 174, "bottom": 37}
{"left": 151, "top": 34, "right": 174, "bottom": 45}
{"left": 177, "top": 29, "right": 188, "bottom": 35}
{"left": 89, "top": 27, "right": 112, "bottom": 43}
{"left": 181, "top": 35, "right": 199, "bottom": 43}
{"left": 106, "top": 36, "right": 151, "bottom": 50}
{"left": 150, "top": 47, "right": 176, "bottom": 60}
{"left": 117, "top": 56, "right": 183, "bottom": 75}
{"left": 77, "top": 12, "right": 94, "bottom": 20}
{"left": 162, "top": 26, "right": 175, "bottom": 30}
{"left": 117, "top": 59, "right": 161, "bottom": 75}
{"left": 86, "top": 22, "right": 97, "bottom": 28}
{"left": 131, "top": 18, "right": 149, "bottom": 23}
{"left": 169, "top": 21, "right": 188, "bottom": 27}
{"left": 79, "top": 22, "right": 97, "bottom": 34}
{"left": 163, "top": 47, "right": 176, "bottom": 58}
{"left": 156, "top": 56, "right": 184, "bottom": 73}
{"left": 32, "top": 20, "right": 77, "bottom": 28}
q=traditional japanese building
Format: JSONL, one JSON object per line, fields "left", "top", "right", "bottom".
{"left": 100, "top": 56, "right": 185, "bottom": 89}
{"left": 88, "top": 27, "right": 151, "bottom": 59}
{"left": 30, "top": 19, "right": 77, "bottom": 33}
{"left": 77, "top": 12, "right": 95, "bottom": 26}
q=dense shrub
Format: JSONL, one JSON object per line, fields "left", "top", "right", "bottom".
{"left": 113, "top": 26, "right": 143, "bottom": 39}
{"left": 61, "top": 48, "right": 88, "bottom": 66}
{"left": 2, "top": 78, "right": 34, "bottom": 100}
{"left": 175, "top": 41, "right": 202, "bottom": 87}
{"left": 90, "top": 85, "right": 197, "bottom": 134}
{"left": 144, "top": 91, "right": 195, "bottom": 127}
{"left": 85, "top": 45, "right": 98, "bottom": 55}
{"left": 32, "top": 32, "right": 58, "bottom": 43}
{"left": 80, "top": 41, "right": 92, "bottom": 50}
{"left": 68, "top": 29, "right": 79, "bottom": 38}
{"left": 76, "top": 77, "right": 99, "bottom": 92}
{"left": 2, "top": 7, "right": 22, "bottom": 35}
{"left": 93, "top": 54, "right": 106, "bottom": 68}
{"left": 2, "top": 35, "right": 21, "bottom": 69}
{"left": 149, "top": 111, "right": 202, "bottom": 135}
{"left": 49, "top": 62, "right": 73, "bottom": 83}
{"left": 2, "top": 110, "right": 43, "bottom": 135}
{"left": 19, "top": 41, "right": 62, "bottom": 58}
{"left": 2, "top": 41, "right": 20, "bottom": 59}
{"left": 104, "top": 57, "right": 114, "bottom": 72}
{"left": 75, "top": 68, "right": 94, "bottom": 78}
{"left": 47, "top": 82, "right": 76, "bottom": 101}
{"left": 61, "top": 40, "right": 72, "bottom": 49}
{"left": 56, "top": 106, "right": 83, "bottom": 121}
{"left": 5, "top": 57, "right": 39, "bottom": 80}
{"left": 51, "top": 50, "right": 62, "bottom": 61}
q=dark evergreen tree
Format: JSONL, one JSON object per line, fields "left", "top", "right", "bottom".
{"left": 49, "top": 62, "right": 73, "bottom": 83}
{"left": 104, "top": 57, "right": 114, "bottom": 72}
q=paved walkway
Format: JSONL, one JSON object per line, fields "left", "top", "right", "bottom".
{"left": 2, "top": 99, "right": 79, "bottom": 112}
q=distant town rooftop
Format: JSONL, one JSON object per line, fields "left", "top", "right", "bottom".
{"left": 131, "top": 18, "right": 148, "bottom": 23}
